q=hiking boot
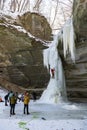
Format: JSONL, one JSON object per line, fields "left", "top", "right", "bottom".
{"left": 27, "top": 112, "right": 30, "bottom": 115}
{"left": 13, "top": 113, "right": 15, "bottom": 115}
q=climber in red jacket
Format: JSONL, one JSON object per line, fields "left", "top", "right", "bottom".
{"left": 51, "top": 68, "right": 55, "bottom": 78}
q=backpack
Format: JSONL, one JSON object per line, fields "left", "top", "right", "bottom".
{"left": 10, "top": 95, "right": 16, "bottom": 104}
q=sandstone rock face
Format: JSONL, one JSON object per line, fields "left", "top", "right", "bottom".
{"left": 60, "top": 0, "right": 87, "bottom": 102}
{"left": 18, "top": 12, "right": 52, "bottom": 41}
{"left": 73, "top": 0, "right": 87, "bottom": 41}
{"left": 0, "top": 14, "right": 50, "bottom": 92}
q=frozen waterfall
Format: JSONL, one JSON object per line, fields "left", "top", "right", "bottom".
{"left": 39, "top": 35, "right": 67, "bottom": 104}
{"left": 38, "top": 18, "right": 75, "bottom": 104}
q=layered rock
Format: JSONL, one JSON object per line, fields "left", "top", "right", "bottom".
{"left": 59, "top": 0, "right": 87, "bottom": 102}
{"left": 0, "top": 13, "right": 50, "bottom": 92}
{"left": 73, "top": 0, "right": 87, "bottom": 41}
{"left": 18, "top": 12, "right": 52, "bottom": 41}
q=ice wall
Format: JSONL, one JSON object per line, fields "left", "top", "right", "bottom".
{"left": 39, "top": 35, "right": 67, "bottom": 104}
{"left": 39, "top": 18, "right": 75, "bottom": 104}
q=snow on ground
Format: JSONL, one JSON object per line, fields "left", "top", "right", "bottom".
{"left": 0, "top": 88, "right": 87, "bottom": 130}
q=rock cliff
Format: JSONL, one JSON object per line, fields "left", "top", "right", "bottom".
{"left": 0, "top": 13, "right": 50, "bottom": 93}
{"left": 60, "top": 0, "right": 87, "bottom": 102}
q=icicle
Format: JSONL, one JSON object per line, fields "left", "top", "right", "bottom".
{"left": 43, "top": 48, "right": 50, "bottom": 70}
{"left": 69, "top": 19, "right": 75, "bottom": 62}
{"left": 63, "top": 20, "right": 70, "bottom": 58}
{"left": 63, "top": 18, "right": 75, "bottom": 62}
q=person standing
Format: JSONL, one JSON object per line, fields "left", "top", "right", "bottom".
{"left": 9, "top": 91, "right": 13, "bottom": 99}
{"left": 10, "top": 93, "right": 16, "bottom": 115}
{"left": 32, "top": 92, "right": 36, "bottom": 101}
{"left": 15, "top": 92, "right": 18, "bottom": 104}
{"left": 23, "top": 92, "right": 30, "bottom": 115}
{"left": 4, "top": 93, "right": 9, "bottom": 106}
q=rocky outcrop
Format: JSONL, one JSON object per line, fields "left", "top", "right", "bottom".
{"left": 0, "top": 13, "right": 50, "bottom": 92}
{"left": 18, "top": 12, "right": 52, "bottom": 41}
{"left": 59, "top": 0, "right": 87, "bottom": 102}
{"left": 73, "top": 0, "right": 87, "bottom": 41}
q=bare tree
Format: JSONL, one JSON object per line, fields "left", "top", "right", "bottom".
{"left": 0, "top": 0, "right": 5, "bottom": 10}
{"left": 10, "top": 0, "right": 30, "bottom": 12}
{"left": 0, "top": 0, "right": 73, "bottom": 32}
{"left": 51, "top": 0, "right": 59, "bottom": 27}
{"left": 17, "top": 0, "right": 30, "bottom": 12}
{"left": 10, "top": 0, "right": 16, "bottom": 12}
{"left": 20, "top": 0, "right": 30, "bottom": 12}
{"left": 33, "top": 0, "right": 42, "bottom": 12}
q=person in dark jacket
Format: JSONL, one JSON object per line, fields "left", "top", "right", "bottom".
{"left": 32, "top": 92, "right": 36, "bottom": 101}
{"left": 4, "top": 93, "right": 9, "bottom": 106}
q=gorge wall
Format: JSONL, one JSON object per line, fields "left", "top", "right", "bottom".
{"left": 60, "top": 0, "right": 87, "bottom": 102}
{"left": 0, "top": 13, "right": 51, "bottom": 93}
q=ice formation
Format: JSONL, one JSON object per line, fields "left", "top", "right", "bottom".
{"left": 39, "top": 18, "right": 75, "bottom": 104}
{"left": 39, "top": 35, "right": 67, "bottom": 104}
{"left": 63, "top": 18, "right": 75, "bottom": 62}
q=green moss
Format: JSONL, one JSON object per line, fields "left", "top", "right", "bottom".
{"left": 18, "top": 122, "right": 28, "bottom": 130}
